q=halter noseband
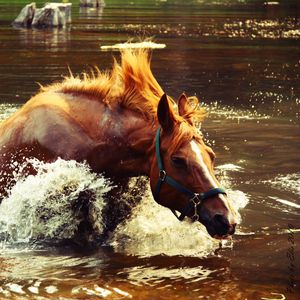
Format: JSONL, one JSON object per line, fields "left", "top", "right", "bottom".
{"left": 153, "top": 127, "right": 227, "bottom": 222}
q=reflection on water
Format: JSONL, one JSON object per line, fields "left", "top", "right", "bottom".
{"left": 223, "top": 19, "right": 300, "bottom": 39}
{"left": 17, "top": 27, "right": 71, "bottom": 52}
{"left": 0, "top": 0, "right": 299, "bottom": 299}
{"left": 79, "top": 6, "right": 104, "bottom": 19}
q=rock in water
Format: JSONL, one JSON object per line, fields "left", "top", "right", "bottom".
{"left": 32, "top": 3, "right": 72, "bottom": 28}
{"left": 45, "top": 3, "right": 72, "bottom": 24}
{"left": 80, "top": 0, "right": 105, "bottom": 8}
{"left": 32, "top": 7, "right": 60, "bottom": 28}
{"left": 13, "top": 3, "right": 72, "bottom": 28}
{"left": 12, "top": 2, "right": 36, "bottom": 27}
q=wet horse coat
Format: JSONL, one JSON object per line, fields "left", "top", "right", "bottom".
{"left": 0, "top": 49, "right": 238, "bottom": 238}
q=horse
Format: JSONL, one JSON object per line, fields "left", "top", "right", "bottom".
{"left": 0, "top": 49, "right": 238, "bottom": 239}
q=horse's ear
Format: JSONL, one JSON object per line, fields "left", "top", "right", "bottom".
{"left": 157, "top": 94, "right": 174, "bottom": 133}
{"left": 178, "top": 93, "right": 193, "bottom": 125}
{"left": 178, "top": 93, "right": 190, "bottom": 116}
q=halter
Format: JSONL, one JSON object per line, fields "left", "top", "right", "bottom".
{"left": 153, "top": 127, "right": 227, "bottom": 221}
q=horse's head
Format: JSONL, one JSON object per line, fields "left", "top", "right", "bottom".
{"left": 149, "top": 94, "right": 238, "bottom": 239}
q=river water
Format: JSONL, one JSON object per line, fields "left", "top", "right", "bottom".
{"left": 0, "top": 0, "right": 299, "bottom": 299}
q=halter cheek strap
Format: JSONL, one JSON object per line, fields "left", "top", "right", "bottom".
{"left": 153, "top": 127, "right": 227, "bottom": 221}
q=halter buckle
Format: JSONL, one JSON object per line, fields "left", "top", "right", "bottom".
{"left": 190, "top": 194, "right": 201, "bottom": 222}
{"left": 191, "top": 213, "right": 199, "bottom": 222}
{"left": 159, "top": 170, "right": 166, "bottom": 182}
{"left": 190, "top": 193, "right": 201, "bottom": 205}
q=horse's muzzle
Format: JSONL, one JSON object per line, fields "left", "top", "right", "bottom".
{"left": 201, "top": 213, "right": 236, "bottom": 239}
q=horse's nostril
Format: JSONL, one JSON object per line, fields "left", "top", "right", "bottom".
{"left": 213, "top": 214, "right": 229, "bottom": 226}
{"left": 212, "top": 213, "right": 234, "bottom": 236}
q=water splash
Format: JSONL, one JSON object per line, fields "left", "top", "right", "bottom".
{"left": 108, "top": 184, "right": 248, "bottom": 257}
{"left": 0, "top": 104, "right": 19, "bottom": 121}
{"left": 0, "top": 158, "right": 248, "bottom": 257}
{"left": 204, "top": 102, "right": 270, "bottom": 121}
{"left": 108, "top": 189, "right": 219, "bottom": 257}
{"left": 0, "top": 158, "right": 111, "bottom": 247}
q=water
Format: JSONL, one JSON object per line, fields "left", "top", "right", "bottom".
{"left": 0, "top": 0, "right": 299, "bottom": 299}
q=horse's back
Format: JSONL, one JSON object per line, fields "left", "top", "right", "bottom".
{"left": 0, "top": 91, "right": 103, "bottom": 161}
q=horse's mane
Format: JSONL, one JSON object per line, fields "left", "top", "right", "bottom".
{"left": 41, "top": 49, "right": 205, "bottom": 122}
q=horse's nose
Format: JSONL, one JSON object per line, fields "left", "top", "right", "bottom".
{"left": 212, "top": 213, "right": 236, "bottom": 236}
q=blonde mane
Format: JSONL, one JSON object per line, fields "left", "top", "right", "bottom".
{"left": 41, "top": 49, "right": 205, "bottom": 122}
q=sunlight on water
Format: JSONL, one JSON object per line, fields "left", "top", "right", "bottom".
{"left": 121, "top": 265, "right": 213, "bottom": 286}
{"left": 263, "top": 173, "right": 300, "bottom": 214}
{"left": 205, "top": 103, "right": 270, "bottom": 121}
{"left": 216, "top": 164, "right": 243, "bottom": 172}
{"left": 223, "top": 19, "right": 300, "bottom": 39}
{"left": 0, "top": 104, "right": 19, "bottom": 121}
{"left": 267, "top": 173, "right": 300, "bottom": 196}
{"left": 269, "top": 196, "right": 300, "bottom": 210}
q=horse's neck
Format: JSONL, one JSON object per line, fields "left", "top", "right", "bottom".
{"left": 88, "top": 106, "right": 155, "bottom": 178}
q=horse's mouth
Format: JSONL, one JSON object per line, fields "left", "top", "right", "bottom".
{"left": 203, "top": 222, "right": 236, "bottom": 240}
{"left": 213, "top": 234, "right": 231, "bottom": 240}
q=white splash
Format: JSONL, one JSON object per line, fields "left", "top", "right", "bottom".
{"left": 45, "top": 286, "right": 58, "bottom": 294}
{"left": 0, "top": 104, "right": 20, "bottom": 121}
{"left": 100, "top": 41, "right": 166, "bottom": 50}
{"left": 215, "top": 163, "right": 248, "bottom": 218}
{"left": 108, "top": 185, "right": 248, "bottom": 257}
{"left": 0, "top": 157, "right": 248, "bottom": 257}
{"left": 0, "top": 158, "right": 111, "bottom": 245}
{"left": 109, "top": 188, "right": 217, "bottom": 257}
{"left": 5, "top": 283, "right": 25, "bottom": 295}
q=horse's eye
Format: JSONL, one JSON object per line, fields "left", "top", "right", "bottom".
{"left": 171, "top": 156, "right": 187, "bottom": 168}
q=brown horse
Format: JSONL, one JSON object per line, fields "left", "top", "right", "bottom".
{"left": 0, "top": 49, "right": 238, "bottom": 239}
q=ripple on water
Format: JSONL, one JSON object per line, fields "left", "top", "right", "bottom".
{"left": 267, "top": 173, "right": 300, "bottom": 196}
{"left": 120, "top": 265, "right": 214, "bottom": 286}
{"left": 261, "top": 173, "right": 300, "bottom": 215}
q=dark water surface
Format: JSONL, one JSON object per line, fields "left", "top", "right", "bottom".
{"left": 0, "top": 1, "right": 299, "bottom": 299}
